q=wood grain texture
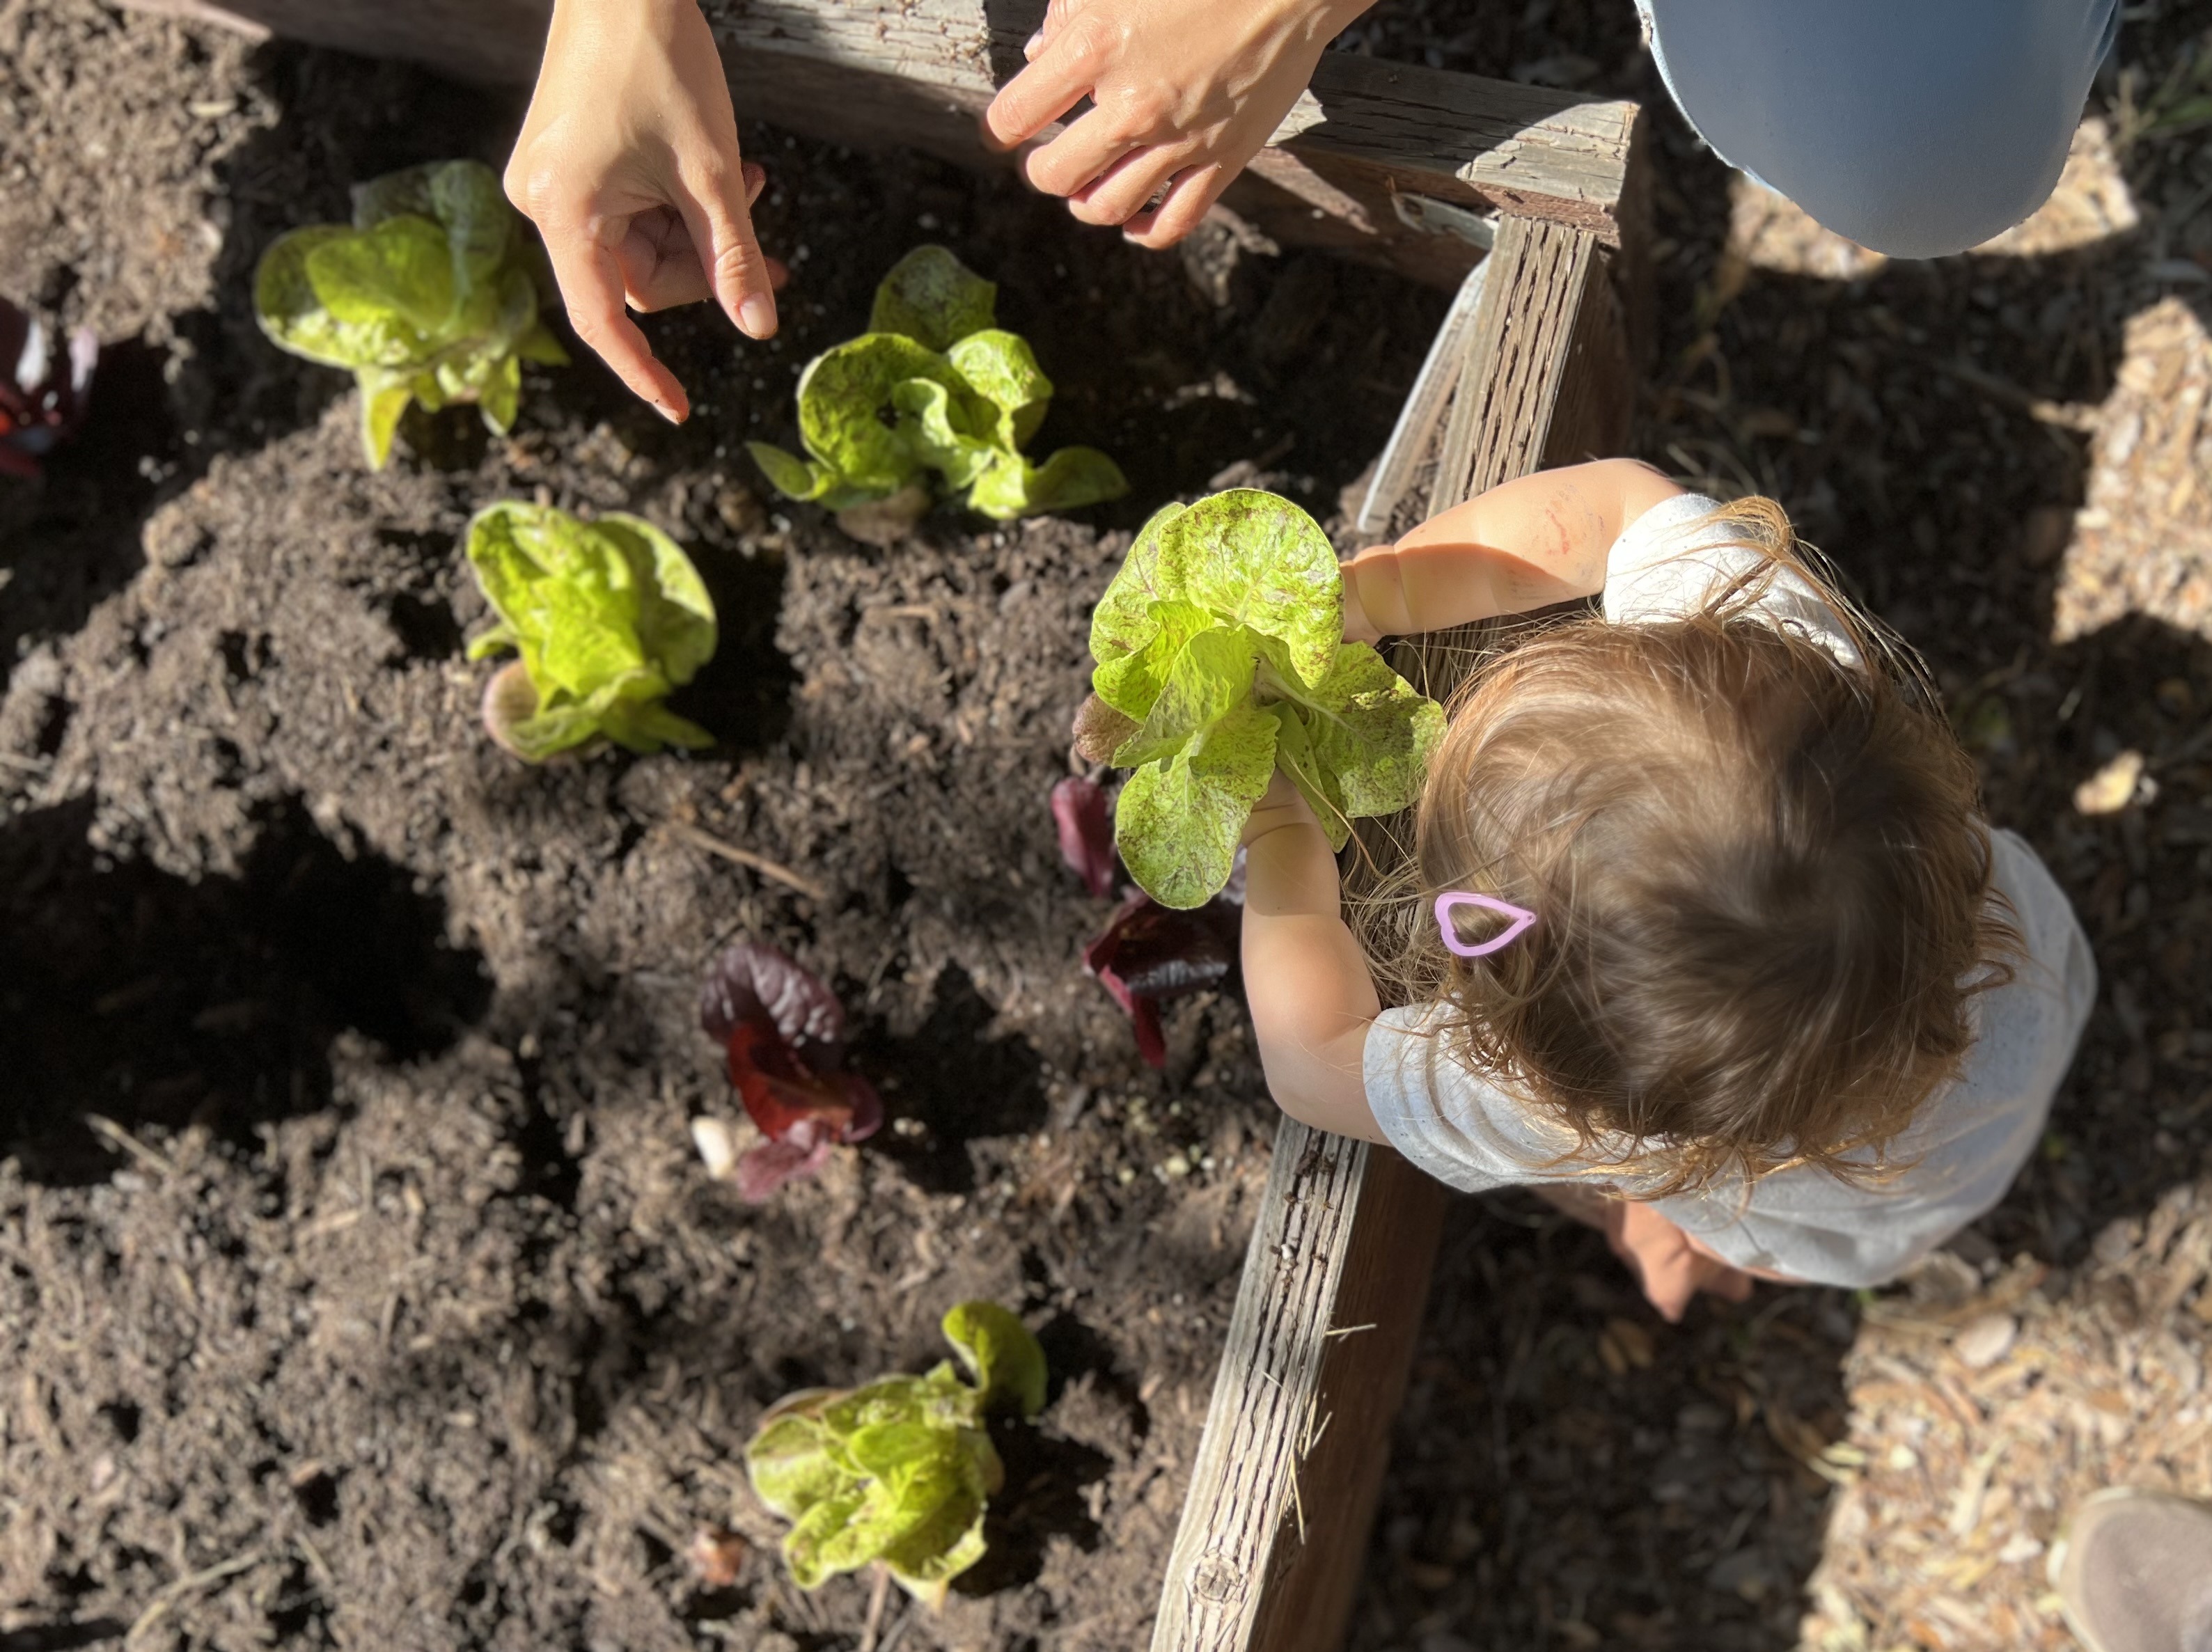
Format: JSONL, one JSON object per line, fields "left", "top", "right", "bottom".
{"left": 1153, "top": 1124, "right": 1447, "bottom": 1652}
{"left": 120, "top": 0, "right": 1633, "bottom": 287}
{"left": 1152, "top": 212, "right": 1639, "bottom": 1652}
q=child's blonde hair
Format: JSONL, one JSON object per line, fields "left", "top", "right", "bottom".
{"left": 1362, "top": 497, "right": 2016, "bottom": 1195}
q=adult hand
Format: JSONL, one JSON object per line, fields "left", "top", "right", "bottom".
{"left": 505, "top": 0, "right": 786, "bottom": 422}
{"left": 1606, "top": 1199, "right": 1757, "bottom": 1324}
{"left": 983, "top": 0, "right": 1370, "bottom": 250}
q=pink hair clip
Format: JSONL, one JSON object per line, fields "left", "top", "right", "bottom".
{"left": 1433, "top": 892, "right": 1537, "bottom": 959}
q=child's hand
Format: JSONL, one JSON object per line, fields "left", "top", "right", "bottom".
{"left": 982, "top": 0, "right": 1370, "bottom": 249}
{"left": 1241, "top": 769, "right": 1319, "bottom": 849}
{"left": 505, "top": 0, "right": 788, "bottom": 421}
{"left": 1606, "top": 1200, "right": 1757, "bottom": 1324}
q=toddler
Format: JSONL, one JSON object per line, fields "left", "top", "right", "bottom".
{"left": 1239, "top": 459, "right": 2094, "bottom": 1319}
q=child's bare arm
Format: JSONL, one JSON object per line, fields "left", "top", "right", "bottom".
{"left": 1342, "top": 458, "right": 1683, "bottom": 641}
{"left": 1239, "top": 776, "right": 1387, "bottom": 1142}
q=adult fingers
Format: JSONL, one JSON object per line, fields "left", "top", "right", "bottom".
{"left": 983, "top": 8, "right": 1111, "bottom": 152}
{"left": 1027, "top": 0, "right": 1092, "bottom": 55}
{"left": 1067, "top": 141, "right": 1193, "bottom": 227}
{"left": 540, "top": 213, "right": 689, "bottom": 420}
{"left": 675, "top": 151, "right": 780, "bottom": 339}
{"left": 620, "top": 166, "right": 770, "bottom": 311}
{"left": 1020, "top": 109, "right": 1146, "bottom": 199}
{"left": 1122, "top": 162, "right": 1230, "bottom": 249}
{"left": 613, "top": 207, "right": 709, "bottom": 312}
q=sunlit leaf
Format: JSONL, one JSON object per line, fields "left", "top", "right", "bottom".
{"left": 253, "top": 159, "right": 561, "bottom": 470}
{"left": 463, "top": 501, "right": 716, "bottom": 762}
{"left": 1086, "top": 490, "right": 1443, "bottom": 906}
{"left": 868, "top": 244, "right": 998, "bottom": 350}
{"left": 753, "top": 246, "right": 1125, "bottom": 531}
{"left": 743, "top": 1302, "right": 1046, "bottom": 1601}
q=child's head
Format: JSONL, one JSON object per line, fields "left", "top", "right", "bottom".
{"left": 1386, "top": 499, "right": 2013, "bottom": 1192}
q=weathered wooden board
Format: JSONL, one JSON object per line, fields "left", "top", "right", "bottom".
{"left": 1149, "top": 216, "right": 1635, "bottom": 1652}
{"left": 120, "top": 0, "right": 1637, "bottom": 288}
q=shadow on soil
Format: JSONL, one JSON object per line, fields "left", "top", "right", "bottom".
{"left": 854, "top": 963, "right": 1051, "bottom": 1195}
{"left": 0, "top": 792, "right": 492, "bottom": 1182}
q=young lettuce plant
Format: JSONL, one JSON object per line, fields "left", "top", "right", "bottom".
{"left": 254, "top": 159, "right": 567, "bottom": 469}
{"left": 1084, "top": 489, "right": 1446, "bottom": 908}
{"left": 745, "top": 1301, "right": 1046, "bottom": 1606}
{"left": 464, "top": 501, "right": 716, "bottom": 762}
{"left": 699, "top": 942, "right": 881, "bottom": 1201}
{"left": 0, "top": 299, "right": 96, "bottom": 481}
{"left": 748, "top": 246, "right": 1125, "bottom": 541}
{"left": 1053, "top": 777, "right": 1241, "bottom": 1069}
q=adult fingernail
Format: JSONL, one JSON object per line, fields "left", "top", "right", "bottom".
{"left": 744, "top": 163, "right": 767, "bottom": 205}
{"left": 1022, "top": 28, "right": 1043, "bottom": 56}
{"left": 738, "top": 294, "right": 776, "bottom": 338}
{"left": 654, "top": 398, "right": 684, "bottom": 424}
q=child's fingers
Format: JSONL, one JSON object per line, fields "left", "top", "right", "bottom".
{"left": 1240, "top": 770, "right": 1320, "bottom": 847}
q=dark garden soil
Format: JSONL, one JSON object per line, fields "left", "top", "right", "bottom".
{"left": 4, "top": 2, "right": 2212, "bottom": 1651}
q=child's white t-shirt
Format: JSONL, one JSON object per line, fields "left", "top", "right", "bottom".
{"left": 1361, "top": 493, "right": 2097, "bottom": 1289}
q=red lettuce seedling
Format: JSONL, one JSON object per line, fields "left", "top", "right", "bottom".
{"left": 1051, "top": 776, "right": 1115, "bottom": 899}
{"left": 1056, "top": 776, "right": 1242, "bottom": 1069}
{"left": 700, "top": 941, "right": 881, "bottom": 1199}
{"left": 0, "top": 300, "right": 96, "bottom": 481}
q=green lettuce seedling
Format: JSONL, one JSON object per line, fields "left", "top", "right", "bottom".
{"left": 745, "top": 1302, "right": 1047, "bottom": 1607}
{"left": 463, "top": 501, "right": 716, "bottom": 762}
{"left": 255, "top": 159, "right": 567, "bottom": 469}
{"left": 748, "top": 246, "right": 1126, "bottom": 536}
{"left": 1088, "top": 489, "right": 1446, "bottom": 908}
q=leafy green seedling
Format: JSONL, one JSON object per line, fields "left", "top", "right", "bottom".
{"left": 255, "top": 159, "right": 567, "bottom": 469}
{"left": 745, "top": 1301, "right": 1046, "bottom": 1607}
{"left": 748, "top": 246, "right": 1126, "bottom": 539}
{"left": 1087, "top": 489, "right": 1445, "bottom": 908}
{"left": 464, "top": 501, "right": 716, "bottom": 762}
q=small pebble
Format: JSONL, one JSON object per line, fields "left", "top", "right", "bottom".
{"left": 2074, "top": 748, "right": 2147, "bottom": 815}
{"left": 690, "top": 1116, "right": 739, "bottom": 1181}
{"left": 1952, "top": 1312, "right": 2017, "bottom": 1370}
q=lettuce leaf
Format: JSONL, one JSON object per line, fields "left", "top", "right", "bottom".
{"left": 749, "top": 244, "right": 1125, "bottom": 528}
{"left": 1086, "top": 489, "right": 1446, "bottom": 908}
{"left": 254, "top": 159, "right": 567, "bottom": 469}
{"left": 744, "top": 1302, "right": 1046, "bottom": 1607}
{"left": 463, "top": 501, "right": 716, "bottom": 762}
